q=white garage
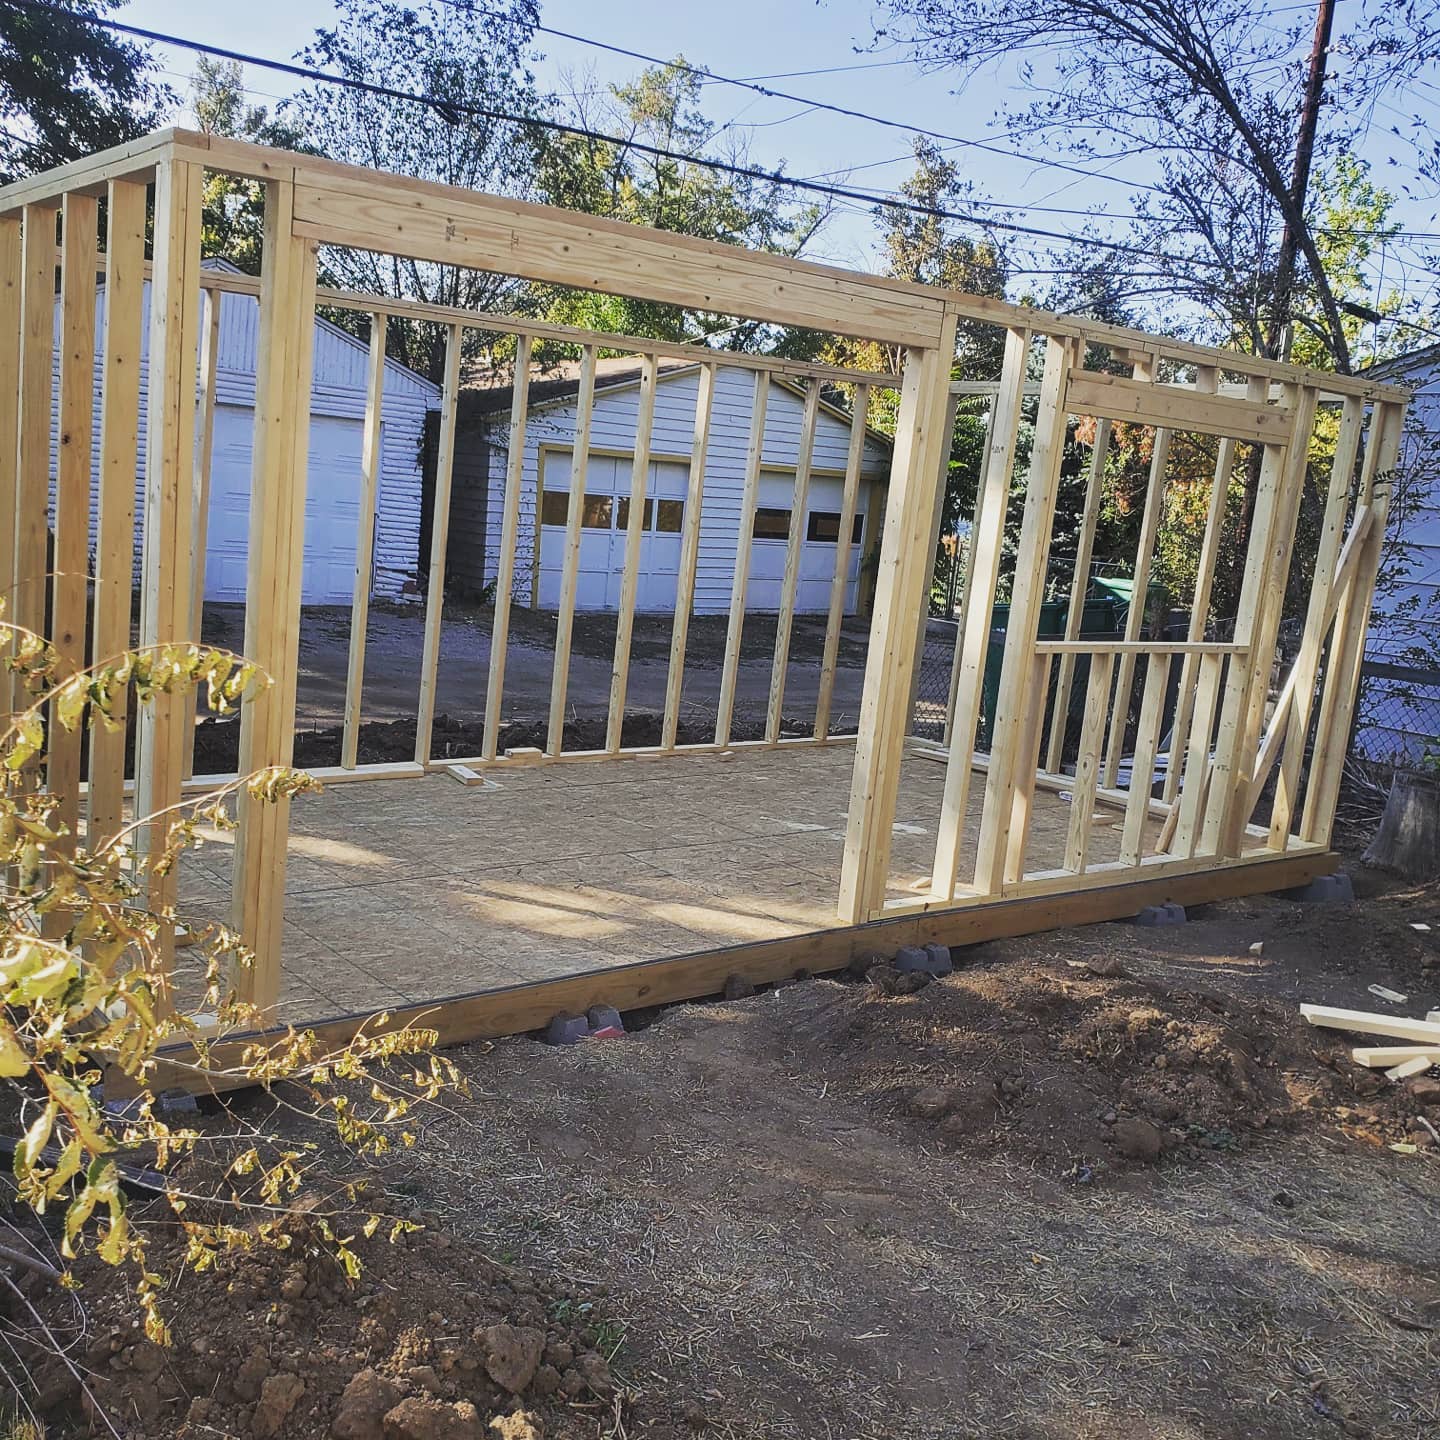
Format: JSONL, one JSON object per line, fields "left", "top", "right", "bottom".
{"left": 64, "top": 260, "right": 440, "bottom": 605}
{"left": 467, "top": 359, "right": 890, "bottom": 615}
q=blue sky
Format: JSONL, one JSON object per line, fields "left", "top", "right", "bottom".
{"left": 121, "top": 0, "right": 1438, "bottom": 325}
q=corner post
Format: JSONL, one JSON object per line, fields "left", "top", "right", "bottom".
{"left": 134, "top": 157, "right": 203, "bottom": 989}
{"left": 231, "top": 170, "right": 316, "bottom": 1014}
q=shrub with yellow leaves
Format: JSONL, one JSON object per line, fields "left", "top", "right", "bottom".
{"left": 0, "top": 604, "right": 465, "bottom": 1425}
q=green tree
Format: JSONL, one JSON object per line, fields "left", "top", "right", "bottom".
{"left": 531, "top": 59, "right": 828, "bottom": 349}
{"left": 873, "top": 0, "right": 1440, "bottom": 373}
{"left": 0, "top": 0, "right": 171, "bottom": 182}
{"left": 193, "top": 57, "right": 309, "bottom": 274}
{"left": 286, "top": 0, "right": 547, "bottom": 380}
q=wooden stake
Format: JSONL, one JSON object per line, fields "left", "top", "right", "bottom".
{"left": 0, "top": 215, "right": 20, "bottom": 724}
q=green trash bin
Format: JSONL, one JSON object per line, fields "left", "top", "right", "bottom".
{"left": 978, "top": 596, "right": 1124, "bottom": 748}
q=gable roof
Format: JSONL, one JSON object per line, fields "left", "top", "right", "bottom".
{"left": 1360, "top": 342, "right": 1440, "bottom": 384}
{"left": 461, "top": 355, "right": 893, "bottom": 451}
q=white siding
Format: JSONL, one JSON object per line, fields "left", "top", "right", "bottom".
{"left": 1359, "top": 353, "right": 1440, "bottom": 761}
{"left": 478, "top": 365, "right": 891, "bottom": 613}
{"left": 49, "top": 275, "right": 439, "bottom": 605}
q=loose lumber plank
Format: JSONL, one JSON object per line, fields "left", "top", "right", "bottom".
{"left": 1300, "top": 1005, "right": 1440, "bottom": 1046}
{"left": 231, "top": 177, "right": 317, "bottom": 1014}
{"left": 131, "top": 845, "right": 1338, "bottom": 1097}
{"left": 1351, "top": 1045, "right": 1440, "bottom": 1068}
{"left": 815, "top": 382, "right": 869, "bottom": 741}
{"left": 929, "top": 326, "right": 1031, "bottom": 901}
{"left": 1066, "top": 371, "right": 1293, "bottom": 444}
{"left": 415, "top": 324, "right": 464, "bottom": 765}
{"left": 1386, "top": 1056, "right": 1434, "bottom": 1081}
{"left": 133, "top": 159, "right": 203, "bottom": 996}
{"left": 766, "top": 378, "right": 821, "bottom": 742}
{"left": 715, "top": 371, "right": 769, "bottom": 747}
{"left": 340, "top": 314, "right": 387, "bottom": 770}
{"left": 1045, "top": 416, "right": 1111, "bottom": 773}
{"left": 87, "top": 180, "right": 147, "bottom": 848}
{"left": 48, "top": 193, "right": 98, "bottom": 864}
{"left": 661, "top": 361, "right": 716, "bottom": 751}
{"left": 840, "top": 311, "right": 959, "bottom": 922}
{"left": 606, "top": 352, "right": 658, "bottom": 753}
{"left": 481, "top": 333, "right": 533, "bottom": 761}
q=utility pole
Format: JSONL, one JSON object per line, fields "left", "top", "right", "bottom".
{"left": 1266, "top": 0, "right": 1338, "bottom": 361}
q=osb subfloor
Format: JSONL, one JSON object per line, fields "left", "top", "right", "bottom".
{"left": 173, "top": 743, "right": 1156, "bottom": 1024}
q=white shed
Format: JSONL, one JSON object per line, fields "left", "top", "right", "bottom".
{"left": 56, "top": 261, "right": 440, "bottom": 605}
{"left": 455, "top": 359, "right": 892, "bottom": 614}
{"left": 1355, "top": 345, "right": 1440, "bottom": 763}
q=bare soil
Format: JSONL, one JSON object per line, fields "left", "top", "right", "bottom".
{"left": 12, "top": 862, "right": 1440, "bottom": 1439}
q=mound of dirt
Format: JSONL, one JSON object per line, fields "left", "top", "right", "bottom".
{"left": 790, "top": 947, "right": 1437, "bottom": 1176}
{"left": 16, "top": 1213, "right": 656, "bottom": 1440}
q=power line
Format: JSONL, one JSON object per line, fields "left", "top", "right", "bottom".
{"left": 437, "top": 0, "right": 1171, "bottom": 200}
{"left": 6, "top": 0, "right": 1228, "bottom": 271}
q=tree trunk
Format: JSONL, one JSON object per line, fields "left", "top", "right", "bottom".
{"left": 1362, "top": 770, "right": 1440, "bottom": 883}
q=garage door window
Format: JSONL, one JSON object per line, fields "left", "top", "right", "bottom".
{"left": 541, "top": 489, "right": 614, "bottom": 528}
{"left": 752, "top": 507, "right": 792, "bottom": 539}
{"left": 655, "top": 499, "right": 684, "bottom": 533}
{"left": 806, "top": 511, "right": 865, "bottom": 543}
{"left": 615, "top": 496, "right": 654, "bottom": 531}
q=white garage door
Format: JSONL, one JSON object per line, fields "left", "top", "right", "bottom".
{"left": 536, "top": 451, "right": 686, "bottom": 612}
{"left": 747, "top": 470, "right": 865, "bottom": 614}
{"left": 204, "top": 405, "right": 372, "bottom": 605}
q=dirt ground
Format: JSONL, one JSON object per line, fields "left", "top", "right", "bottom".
{"left": 16, "top": 856, "right": 1440, "bottom": 1440}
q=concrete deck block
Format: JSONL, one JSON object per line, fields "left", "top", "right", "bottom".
{"left": 585, "top": 1004, "right": 626, "bottom": 1039}
{"left": 921, "top": 942, "right": 955, "bottom": 976}
{"left": 545, "top": 1013, "right": 590, "bottom": 1045}
{"left": 896, "top": 944, "right": 952, "bottom": 977}
{"left": 1134, "top": 902, "right": 1187, "bottom": 928}
{"left": 1281, "top": 873, "right": 1354, "bottom": 904}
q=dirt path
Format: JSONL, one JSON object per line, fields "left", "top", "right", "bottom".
{"left": 370, "top": 875, "right": 1440, "bottom": 1439}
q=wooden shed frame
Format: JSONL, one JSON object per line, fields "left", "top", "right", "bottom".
{"left": 0, "top": 130, "right": 1410, "bottom": 1069}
